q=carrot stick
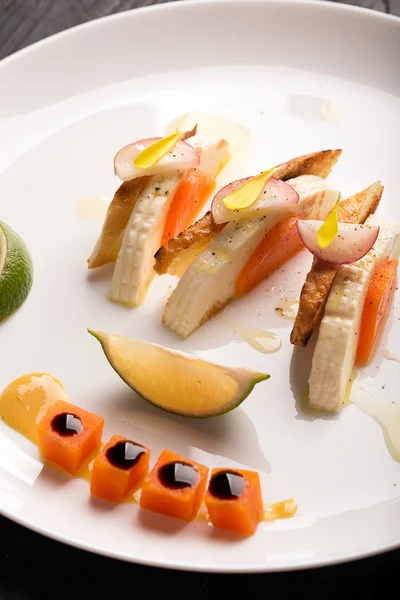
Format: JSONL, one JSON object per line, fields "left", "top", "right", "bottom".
{"left": 356, "top": 258, "right": 398, "bottom": 366}
{"left": 236, "top": 217, "right": 304, "bottom": 296}
{"left": 162, "top": 169, "right": 215, "bottom": 246}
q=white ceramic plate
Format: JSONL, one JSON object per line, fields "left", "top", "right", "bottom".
{"left": 1, "top": 0, "right": 400, "bottom": 573}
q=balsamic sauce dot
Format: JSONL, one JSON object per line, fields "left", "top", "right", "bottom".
{"left": 209, "top": 470, "right": 246, "bottom": 500}
{"left": 51, "top": 413, "right": 83, "bottom": 437}
{"left": 158, "top": 461, "right": 198, "bottom": 490}
{"left": 106, "top": 440, "right": 145, "bottom": 470}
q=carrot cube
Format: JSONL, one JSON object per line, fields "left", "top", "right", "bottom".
{"left": 37, "top": 400, "right": 104, "bottom": 475}
{"left": 90, "top": 435, "right": 150, "bottom": 503}
{"left": 140, "top": 449, "right": 209, "bottom": 522}
{"left": 205, "top": 468, "right": 263, "bottom": 536}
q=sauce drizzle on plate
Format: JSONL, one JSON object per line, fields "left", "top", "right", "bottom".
{"left": 0, "top": 373, "right": 67, "bottom": 444}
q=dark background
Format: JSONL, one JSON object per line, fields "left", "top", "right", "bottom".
{"left": 0, "top": 0, "right": 399, "bottom": 595}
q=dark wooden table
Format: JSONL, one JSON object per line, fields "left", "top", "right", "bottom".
{"left": 0, "top": 0, "right": 399, "bottom": 595}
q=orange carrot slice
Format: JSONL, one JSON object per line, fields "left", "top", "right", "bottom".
{"left": 90, "top": 435, "right": 150, "bottom": 503}
{"left": 236, "top": 217, "right": 304, "bottom": 296}
{"left": 140, "top": 449, "right": 209, "bottom": 522}
{"left": 356, "top": 258, "right": 398, "bottom": 366}
{"left": 205, "top": 468, "right": 263, "bottom": 536}
{"left": 37, "top": 400, "right": 104, "bottom": 475}
{"left": 162, "top": 169, "right": 215, "bottom": 246}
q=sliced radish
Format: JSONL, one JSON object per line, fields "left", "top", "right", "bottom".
{"left": 211, "top": 177, "right": 299, "bottom": 224}
{"left": 114, "top": 137, "right": 200, "bottom": 181}
{"left": 297, "top": 220, "right": 380, "bottom": 264}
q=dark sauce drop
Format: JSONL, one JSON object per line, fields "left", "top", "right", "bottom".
{"left": 159, "top": 461, "right": 198, "bottom": 490}
{"left": 209, "top": 470, "right": 246, "bottom": 500}
{"left": 51, "top": 412, "right": 83, "bottom": 437}
{"left": 106, "top": 440, "right": 145, "bottom": 470}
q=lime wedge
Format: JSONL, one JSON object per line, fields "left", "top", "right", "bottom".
{"left": 89, "top": 330, "right": 269, "bottom": 418}
{"left": 0, "top": 221, "right": 33, "bottom": 323}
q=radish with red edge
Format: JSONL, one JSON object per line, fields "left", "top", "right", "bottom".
{"left": 211, "top": 177, "right": 299, "bottom": 224}
{"left": 114, "top": 137, "right": 200, "bottom": 181}
{"left": 297, "top": 220, "right": 380, "bottom": 264}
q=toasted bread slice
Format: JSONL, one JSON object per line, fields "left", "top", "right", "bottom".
{"left": 154, "top": 149, "right": 342, "bottom": 277}
{"left": 272, "top": 149, "right": 342, "bottom": 181}
{"left": 88, "top": 177, "right": 150, "bottom": 269}
{"left": 290, "top": 181, "right": 383, "bottom": 347}
{"left": 154, "top": 211, "right": 224, "bottom": 277}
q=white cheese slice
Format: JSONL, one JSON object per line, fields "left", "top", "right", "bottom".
{"left": 110, "top": 172, "right": 182, "bottom": 306}
{"left": 288, "top": 175, "right": 338, "bottom": 220}
{"left": 309, "top": 218, "right": 400, "bottom": 412}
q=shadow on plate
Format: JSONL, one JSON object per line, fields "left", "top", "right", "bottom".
{"left": 37, "top": 464, "right": 71, "bottom": 488}
{"left": 88, "top": 494, "right": 118, "bottom": 513}
{"left": 86, "top": 262, "right": 115, "bottom": 283}
{"left": 136, "top": 509, "right": 187, "bottom": 535}
{"left": 100, "top": 386, "right": 271, "bottom": 474}
{"left": 208, "top": 525, "right": 248, "bottom": 544}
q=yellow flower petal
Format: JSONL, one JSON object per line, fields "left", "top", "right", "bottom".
{"left": 134, "top": 132, "right": 181, "bottom": 169}
{"left": 317, "top": 193, "right": 342, "bottom": 248}
{"left": 222, "top": 168, "right": 277, "bottom": 210}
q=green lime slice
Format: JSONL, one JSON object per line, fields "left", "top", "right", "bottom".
{"left": 0, "top": 221, "right": 33, "bottom": 323}
{"left": 89, "top": 329, "right": 269, "bottom": 418}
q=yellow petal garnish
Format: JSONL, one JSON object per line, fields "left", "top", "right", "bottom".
{"left": 222, "top": 168, "right": 277, "bottom": 210}
{"left": 317, "top": 193, "right": 342, "bottom": 248}
{"left": 134, "top": 132, "right": 181, "bottom": 169}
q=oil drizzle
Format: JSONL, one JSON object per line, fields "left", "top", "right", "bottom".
{"left": 76, "top": 446, "right": 103, "bottom": 483}
{"left": 288, "top": 95, "right": 339, "bottom": 123}
{"left": 320, "top": 101, "right": 340, "bottom": 123}
{"left": 232, "top": 322, "right": 282, "bottom": 354}
{"left": 197, "top": 500, "right": 298, "bottom": 523}
{"left": 384, "top": 348, "right": 400, "bottom": 363}
{"left": 0, "top": 373, "right": 68, "bottom": 444}
{"left": 263, "top": 498, "right": 298, "bottom": 522}
{"left": 197, "top": 506, "right": 209, "bottom": 522}
{"left": 166, "top": 112, "right": 252, "bottom": 182}
{"left": 351, "top": 382, "right": 400, "bottom": 462}
{"left": 75, "top": 196, "right": 109, "bottom": 220}
{"left": 343, "top": 367, "right": 358, "bottom": 408}
{"left": 275, "top": 298, "right": 299, "bottom": 320}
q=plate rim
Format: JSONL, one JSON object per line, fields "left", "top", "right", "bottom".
{"left": 0, "top": 500, "right": 399, "bottom": 573}
{"left": 0, "top": 0, "right": 398, "bottom": 72}
{"left": 0, "top": 0, "right": 400, "bottom": 573}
